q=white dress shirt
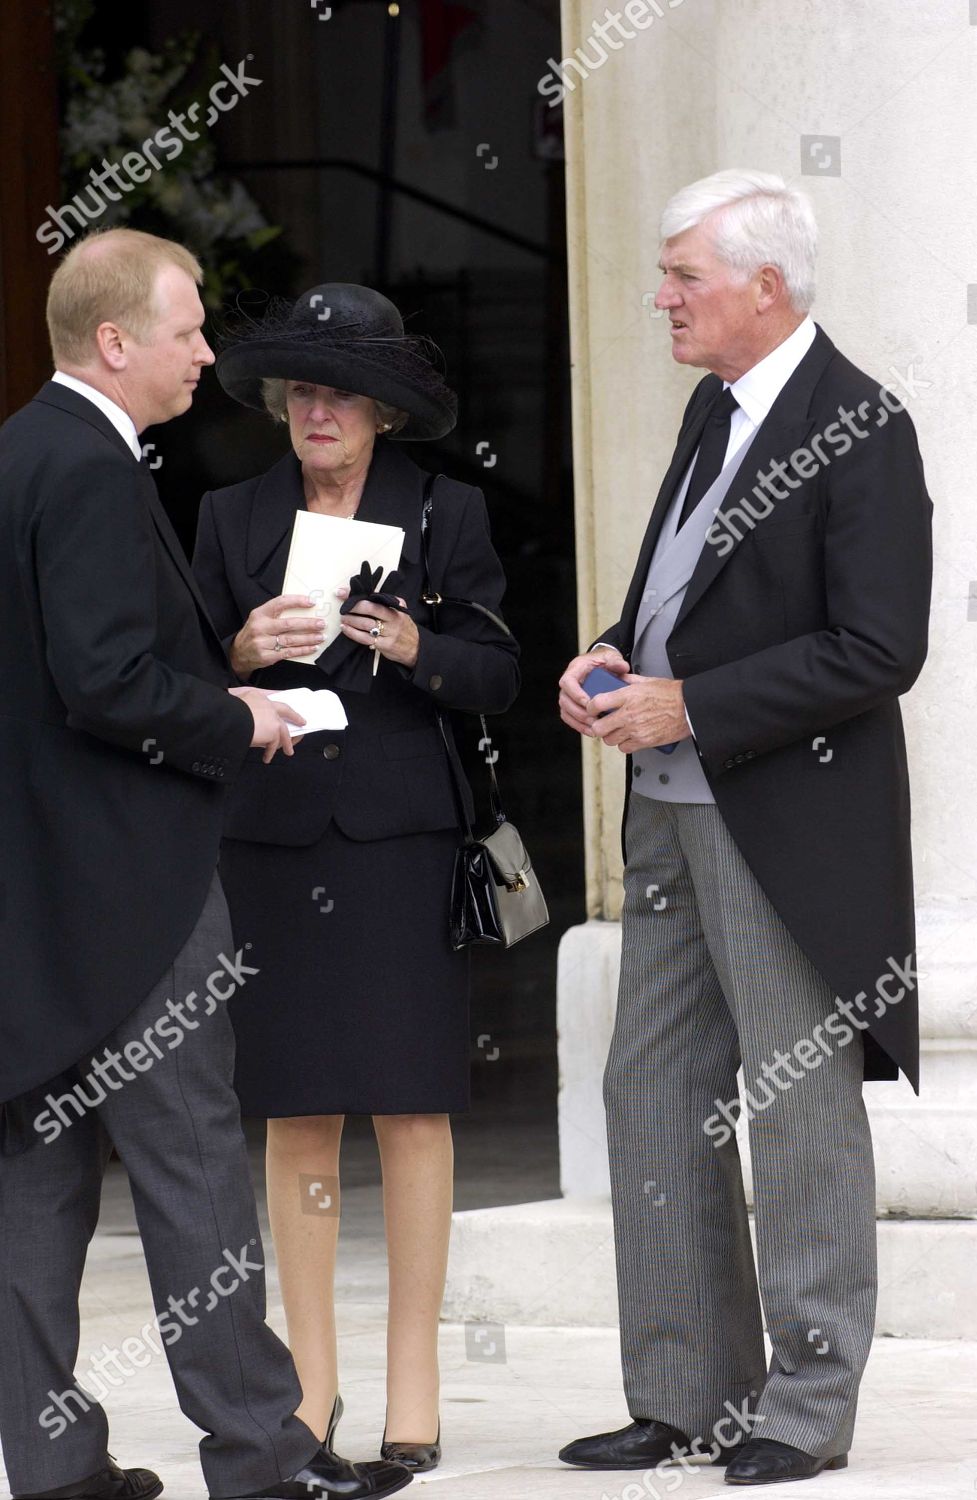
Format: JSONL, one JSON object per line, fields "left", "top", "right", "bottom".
{"left": 52, "top": 370, "right": 143, "bottom": 461}
{"left": 672, "top": 315, "right": 817, "bottom": 512}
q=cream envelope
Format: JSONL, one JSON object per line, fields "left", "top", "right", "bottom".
{"left": 280, "top": 511, "right": 406, "bottom": 665}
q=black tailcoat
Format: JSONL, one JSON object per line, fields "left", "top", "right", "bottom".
{"left": 598, "top": 329, "right": 932, "bottom": 1087}
{"left": 0, "top": 383, "right": 253, "bottom": 1106}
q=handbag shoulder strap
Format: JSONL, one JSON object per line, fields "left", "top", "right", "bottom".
{"left": 420, "top": 471, "right": 506, "bottom": 830}
{"left": 420, "top": 474, "right": 513, "bottom": 638}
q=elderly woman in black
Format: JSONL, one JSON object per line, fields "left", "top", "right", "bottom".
{"left": 192, "top": 284, "right": 519, "bottom": 1477}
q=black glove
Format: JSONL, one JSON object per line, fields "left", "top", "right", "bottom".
{"left": 314, "top": 561, "right": 408, "bottom": 693}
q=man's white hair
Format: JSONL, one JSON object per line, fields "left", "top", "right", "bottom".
{"left": 660, "top": 169, "right": 818, "bottom": 313}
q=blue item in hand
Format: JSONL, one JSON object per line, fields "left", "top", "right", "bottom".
{"left": 581, "top": 666, "right": 677, "bottom": 753}
{"left": 582, "top": 665, "right": 629, "bottom": 706}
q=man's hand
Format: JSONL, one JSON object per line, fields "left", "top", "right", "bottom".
{"left": 590, "top": 674, "right": 691, "bottom": 754}
{"left": 230, "top": 686, "right": 306, "bottom": 763}
{"left": 559, "top": 646, "right": 630, "bottom": 737}
{"left": 230, "top": 595, "right": 327, "bottom": 679}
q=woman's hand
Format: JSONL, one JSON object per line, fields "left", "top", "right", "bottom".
{"left": 336, "top": 585, "right": 420, "bottom": 669}
{"left": 230, "top": 595, "right": 327, "bottom": 678}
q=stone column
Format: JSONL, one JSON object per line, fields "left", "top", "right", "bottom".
{"left": 446, "top": 0, "right": 977, "bottom": 1337}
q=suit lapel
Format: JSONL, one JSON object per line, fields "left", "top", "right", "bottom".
{"left": 620, "top": 381, "right": 716, "bottom": 648}
{"left": 675, "top": 326, "right": 837, "bottom": 629}
{"left": 354, "top": 441, "right": 424, "bottom": 570}
{"left": 137, "top": 469, "right": 224, "bottom": 648}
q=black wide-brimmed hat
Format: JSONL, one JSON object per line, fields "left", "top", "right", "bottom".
{"left": 215, "top": 282, "right": 457, "bottom": 441}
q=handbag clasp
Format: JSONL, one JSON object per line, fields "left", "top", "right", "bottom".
{"left": 505, "top": 870, "right": 529, "bottom": 894}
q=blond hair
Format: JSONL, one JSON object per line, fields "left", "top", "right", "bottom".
{"left": 46, "top": 228, "right": 204, "bottom": 366}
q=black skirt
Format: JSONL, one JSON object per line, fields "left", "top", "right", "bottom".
{"left": 219, "top": 822, "right": 470, "bottom": 1116}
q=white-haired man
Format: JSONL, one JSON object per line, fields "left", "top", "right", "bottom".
{"left": 558, "top": 171, "right": 931, "bottom": 1485}
{"left": 0, "top": 229, "right": 409, "bottom": 1500}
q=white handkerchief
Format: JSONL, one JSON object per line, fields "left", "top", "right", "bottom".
{"left": 268, "top": 687, "right": 349, "bottom": 737}
{"left": 281, "top": 511, "right": 406, "bottom": 665}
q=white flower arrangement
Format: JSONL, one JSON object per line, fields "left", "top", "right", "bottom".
{"left": 56, "top": 3, "right": 294, "bottom": 305}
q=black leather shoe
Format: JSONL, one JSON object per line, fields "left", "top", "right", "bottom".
{"left": 225, "top": 1397, "right": 412, "bottom": 1500}
{"left": 15, "top": 1458, "right": 163, "bottom": 1500}
{"left": 234, "top": 1447, "right": 411, "bottom": 1499}
{"left": 229, "top": 1448, "right": 411, "bottom": 1500}
{"left": 380, "top": 1422, "right": 440, "bottom": 1473}
{"left": 713, "top": 1445, "right": 747, "bottom": 1466}
{"left": 558, "top": 1420, "right": 690, "bottom": 1469}
{"left": 725, "top": 1439, "right": 848, "bottom": 1485}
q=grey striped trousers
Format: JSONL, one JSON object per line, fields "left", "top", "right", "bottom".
{"left": 603, "top": 794, "right": 876, "bottom": 1457}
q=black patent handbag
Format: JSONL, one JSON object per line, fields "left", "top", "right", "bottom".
{"left": 421, "top": 475, "right": 549, "bottom": 950}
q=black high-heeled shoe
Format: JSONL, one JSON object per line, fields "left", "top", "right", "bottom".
{"left": 326, "top": 1395, "right": 343, "bottom": 1451}
{"left": 380, "top": 1422, "right": 441, "bottom": 1474}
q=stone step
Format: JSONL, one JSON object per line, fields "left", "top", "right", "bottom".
{"left": 444, "top": 1195, "right": 977, "bottom": 1339}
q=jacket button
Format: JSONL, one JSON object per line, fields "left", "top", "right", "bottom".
{"left": 192, "top": 761, "right": 201, "bottom": 773}
{"left": 429, "top": 674, "right": 443, "bottom": 691}
{"left": 658, "top": 773, "right": 669, "bottom": 785}
{"left": 633, "top": 765, "right": 642, "bottom": 777}
{"left": 322, "top": 743, "right": 340, "bottom": 760}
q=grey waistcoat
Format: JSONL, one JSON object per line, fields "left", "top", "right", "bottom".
{"left": 630, "top": 438, "right": 758, "bottom": 803}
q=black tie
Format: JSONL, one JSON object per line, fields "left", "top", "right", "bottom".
{"left": 678, "top": 386, "right": 739, "bottom": 528}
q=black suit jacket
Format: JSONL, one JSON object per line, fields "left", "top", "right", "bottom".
{"left": 598, "top": 327, "right": 932, "bottom": 1087}
{"left": 192, "top": 440, "right": 520, "bottom": 845}
{"left": 0, "top": 382, "right": 254, "bottom": 1106}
